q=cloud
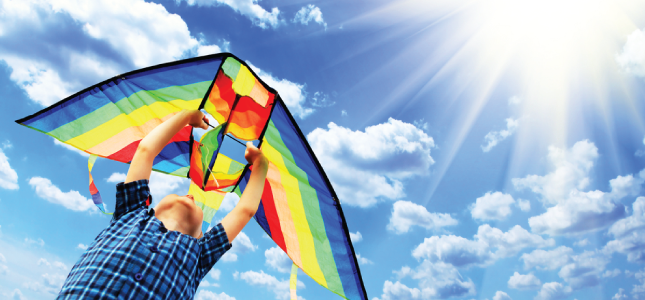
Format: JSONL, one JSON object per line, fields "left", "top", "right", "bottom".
{"left": 2, "top": 140, "right": 13, "bottom": 149}
{"left": 613, "top": 288, "right": 628, "bottom": 300}
{"left": 493, "top": 291, "right": 512, "bottom": 300}
{"left": 308, "top": 119, "right": 435, "bottom": 207}
{"left": 178, "top": 0, "right": 281, "bottom": 29}
{"left": 54, "top": 139, "right": 89, "bottom": 157}
{"left": 310, "top": 91, "right": 334, "bottom": 107}
{"left": 246, "top": 62, "right": 314, "bottom": 119}
{"left": 508, "top": 272, "right": 541, "bottom": 290}
{"left": 603, "top": 269, "right": 621, "bottom": 278}
{"left": 388, "top": 200, "right": 457, "bottom": 234}
{"left": 573, "top": 239, "right": 588, "bottom": 247}
{"left": 235, "top": 270, "right": 304, "bottom": 300}
{"left": 412, "top": 224, "right": 553, "bottom": 269}
{"left": 265, "top": 246, "right": 292, "bottom": 273}
{"left": 222, "top": 232, "right": 256, "bottom": 262}
{"left": 481, "top": 118, "right": 519, "bottom": 152}
{"left": 356, "top": 253, "right": 373, "bottom": 266}
{"left": 604, "top": 197, "right": 645, "bottom": 262}
{"left": 0, "top": 253, "right": 5, "bottom": 263}
{"left": 616, "top": 28, "right": 645, "bottom": 77}
{"left": 0, "top": 148, "right": 19, "bottom": 190}
{"left": 557, "top": 251, "right": 609, "bottom": 289}
{"left": 106, "top": 172, "right": 190, "bottom": 205}
{"left": 210, "top": 269, "right": 221, "bottom": 281}
{"left": 25, "top": 238, "right": 45, "bottom": 247}
{"left": 76, "top": 244, "right": 88, "bottom": 250}
{"left": 0, "top": 0, "right": 225, "bottom": 106}
{"left": 534, "top": 282, "right": 571, "bottom": 300}
{"left": 195, "top": 290, "right": 236, "bottom": 300}
{"left": 293, "top": 5, "right": 326, "bottom": 29}
{"left": 29, "top": 177, "right": 96, "bottom": 212}
{"left": 514, "top": 141, "right": 642, "bottom": 236}
{"left": 219, "top": 193, "right": 240, "bottom": 213}
{"left": 521, "top": 246, "right": 573, "bottom": 270}
{"left": 341, "top": 110, "right": 348, "bottom": 116}
{"left": 470, "top": 192, "right": 515, "bottom": 221}
{"left": 350, "top": 231, "right": 362, "bottom": 243}
{"left": 517, "top": 199, "right": 531, "bottom": 212}
{"left": 508, "top": 95, "right": 521, "bottom": 105}
{"left": 10, "top": 289, "right": 25, "bottom": 300}
{"left": 0, "top": 264, "right": 7, "bottom": 275}
{"left": 380, "top": 261, "right": 476, "bottom": 300}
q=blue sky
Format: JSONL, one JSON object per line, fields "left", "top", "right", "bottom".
{"left": 2, "top": 0, "right": 645, "bottom": 299}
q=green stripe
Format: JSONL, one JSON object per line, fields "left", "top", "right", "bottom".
{"left": 222, "top": 57, "right": 241, "bottom": 79}
{"left": 196, "top": 202, "right": 218, "bottom": 224}
{"left": 167, "top": 166, "right": 190, "bottom": 177}
{"left": 264, "top": 121, "right": 346, "bottom": 297}
{"left": 50, "top": 81, "right": 212, "bottom": 142}
{"left": 227, "top": 159, "right": 245, "bottom": 175}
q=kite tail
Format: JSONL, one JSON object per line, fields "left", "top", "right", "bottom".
{"left": 290, "top": 263, "right": 298, "bottom": 300}
{"left": 88, "top": 155, "right": 112, "bottom": 215}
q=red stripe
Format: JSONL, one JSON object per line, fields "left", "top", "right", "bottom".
{"left": 189, "top": 141, "right": 204, "bottom": 189}
{"left": 261, "top": 178, "right": 287, "bottom": 252}
{"left": 107, "top": 126, "right": 192, "bottom": 163}
{"left": 208, "top": 70, "right": 236, "bottom": 120}
{"left": 89, "top": 180, "right": 99, "bottom": 195}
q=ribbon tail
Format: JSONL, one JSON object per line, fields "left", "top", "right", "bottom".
{"left": 290, "top": 263, "right": 298, "bottom": 300}
{"left": 88, "top": 154, "right": 112, "bottom": 215}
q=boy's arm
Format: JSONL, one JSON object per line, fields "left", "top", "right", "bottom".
{"left": 125, "top": 110, "right": 208, "bottom": 183}
{"left": 221, "top": 142, "right": 269, "bottom": 242}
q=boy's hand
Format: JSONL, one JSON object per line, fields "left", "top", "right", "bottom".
{"left": 187, "top": 110, "right": 209, "bottom": 130}
{"left": 244, "top": 142, "right": 267, "bottom": 166}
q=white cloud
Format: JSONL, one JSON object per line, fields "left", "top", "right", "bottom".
{"left": 412, "top": 224, "right": 553, "bottom": 269}
{"left": 603, "top": 269, "right": 621, "bottom": 278}
{"left": 517, "top": 198, "right": 531, "bottom": 212}
{"left": 210, "top": 269, "right": 221, "bottom": 281}
{"left": 265, "top": 246, "right": 292, "bottom": 273}
{"left": 77, "top": 244, "right": 88, "bottom": 250}
{"left": 508, "top": 95, "right": 521, "bottom": 105}
{"left": 2, "top": 140, "right": 13, "bottom": 149}
{"left": 508, "top": 272, "right": 541, "bottom": 290}
{"left": 54, "top": 139, "right": 89, "bottom": 157}
{"left": 356, "top": 253, "right": 373, "bottom": 266}
{"left": 0, "top": 148, "right": 19, "bottom": 190}
{"left": 604, "top": 197, "right": 645, "bottom": 262}
{"left": 219, "top": 192, "right": 240, "bottom": 212}
{"left": 25, "top": 238, "right": 45, "bottom": 247}
{"left": 557, "top": 251, "right": 609, "bottom": 289}
{"left": 613, "top": 288, "right": 628, "bottom": 300}
{"left": 0, "top": 253, "right": 5, "bottom": 263}
{"left": 106, "top": 173, "right": 126, "bottom": 183}
{"left": 178, "top": 0, "right": 281, "bottom": 29}
{"left": 388, "top": 200, "right": 457, "bottom": 234}
{"left": 521, "top": 246, "right": 573, "bottom": 270}
{"left": 470, "top": 192, "right": 515, "bottom": 221}
{"left": 196, "top": 44, "right": 223, "bottom": 57}
{"left": 534, "top": 282, "right": 571, "bottom": 300}
{"left": 246, "top": 62, "right": 314, "bottom": 119}
{"left": 0, "top": 0, "right": 226, "bottom": 106}
{"left": 195, "top": 290, "right": 236, "bottom": 300}
{"left": 481, "top": 118, "right": 519, "bottom": 152}
{"left": 341, "top": 110, "right": 348, "bottom": 116}
{"left": 386, "top": 261, "right": 476, "bottom": 299}
{"left": 616, "top": 28, "right": 645, "bottom": 77}
{"left": 514, "top": 141, "right": 642, "bottom": 236}
{"left": 293, "top": 5, "right": 326, "bottom": 29}
{"left": 200, "top": 279, "right": 220, "bottom": 288}
{"left": 373, "top": 281, "right": 422, "bottom": 300}
{"left": 350, "top": 231, "right": 362, "bottom": 243}
{"left": 0, "top": 264, "right": 7, "bottom": 275}
{"left": 222, "top": 232, "right": 256, "bottom": 262}
{"left": 310, "top": 91, "right": 334, "bottom": 107}
{"left": 573, "top": 239, "right": 588, "bottom": 247}
{"left": 29, "top": 177, "right": 96, "bottom": 212}
{"left": 308, "top": 119, "right": 435, "bottom": 207}
{"left": 493, "top": 291, "right": 512, "bottom": 300}
{"left": 10, "top": 289, "right": 25, "bottom": 300}
{"left": 236, "top": 270, "right": 304, "bottom": 300}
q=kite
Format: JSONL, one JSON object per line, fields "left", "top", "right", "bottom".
{"left": 16, "top": 53, "right": 367, "bottom": 300}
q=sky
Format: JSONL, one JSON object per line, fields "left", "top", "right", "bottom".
{"left": 2, "top": 0, "right": 645, "bottom": 299}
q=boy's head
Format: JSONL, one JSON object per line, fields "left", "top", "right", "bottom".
{"left": 155, "top": 194, "right": 203, "bottom": 239}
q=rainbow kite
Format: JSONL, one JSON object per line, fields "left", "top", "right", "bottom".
{"left": 16, "top": 53, "right": 367, "bottom": 300}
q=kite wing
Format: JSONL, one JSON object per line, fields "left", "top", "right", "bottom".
{"left": 16, "top": 53, "right": 367, "bottom": 300}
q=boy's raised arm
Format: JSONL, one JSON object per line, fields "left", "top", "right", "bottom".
{"left": 221, "top": 142, "right": 269, "bottom": 242}
{"left": 125, "top": 110, "right": 208, "bottom": 184}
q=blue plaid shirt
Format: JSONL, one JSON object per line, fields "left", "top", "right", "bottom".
{"left": 58, "top": 179, "right": 231, "bottom": 299}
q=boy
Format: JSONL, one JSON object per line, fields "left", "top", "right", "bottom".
{"left": 57, "top": 110, "right": 269, "bottom": 299}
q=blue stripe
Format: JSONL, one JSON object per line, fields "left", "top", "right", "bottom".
{"left": 22, "top": 57, "right": 223, "bottom": 131}
{"left": 270, "top": 101, "right": 364, "bottom": 300}
{"left": 152, "top": 141, "right": 191, "bottom": 174}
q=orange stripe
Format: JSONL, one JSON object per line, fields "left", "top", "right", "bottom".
{"left": 86, "top": 112, "right": 179, "bottom": 156}
{"left": 267, "top": 162, "right": 302, "bottom": 266}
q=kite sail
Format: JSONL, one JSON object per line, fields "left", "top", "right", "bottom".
{"left": 16, "top": 53, "right": 367, "bottom": 300}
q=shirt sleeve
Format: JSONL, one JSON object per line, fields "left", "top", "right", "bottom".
{"left": 112, "top": 179, "right": 151, "bottom": 221}
{"left": 196, "top": 223, "right": 232, "bottom": 280}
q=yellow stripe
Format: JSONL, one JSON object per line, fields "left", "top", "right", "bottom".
{"left": 189, "top": 182, "right": 226, "bottom": 210}
{"left": 232, "top": 65, "right": 255, "bottom": 96}
{"left": 66, "top": 99, "right": 200, "bottom": 150}
{"left": 204, "top": 99, "right": 227, "bottom": 125}
{"left": 263, "top": 142, "right": 328, "bottom": 287}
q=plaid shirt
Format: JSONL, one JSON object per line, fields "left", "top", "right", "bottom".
{"left": 58, "top": 179, "right": 231, "bottom": 299}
